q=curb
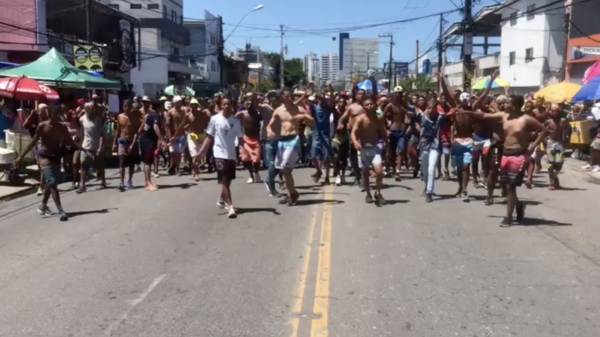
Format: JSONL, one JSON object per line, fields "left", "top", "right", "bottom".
{"left": 0, "top": 184, "right": 38, "bottom": 203}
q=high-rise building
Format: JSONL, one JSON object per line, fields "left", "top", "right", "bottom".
{"left": 320, "top": 52, "right": 339, "bottom": 82}
{"left": 303, "top": 52, "right": 320, "bottom": 82}
{"left": 236, "top": 43, "right": 261, "bottom": 64}
{"left": 341, "top": 38, "right": 379, "bottom": 75}
{"left": 338, "top": 32, "right": 350, "bottom": 71}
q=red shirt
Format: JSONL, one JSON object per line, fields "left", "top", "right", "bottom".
{"left": 438, "top": 104, "right": 452, "bottom": 142}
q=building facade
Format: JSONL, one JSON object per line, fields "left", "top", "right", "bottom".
{"left": 99, "top": 0, "right": 196, "bottom": 85}
{"left": 303, "top": 52, "right": 320, "bottom": 83}
{"left": 565, "top": 0, "right": 600, "bottom": 83}
{"left": 237, "top": 44, "right": 261, "bottom": 64}
{"left": 320, "top": 52, "right": 339, "bottom": 82}
{"left": 338, "top": 32, "right": 350, "bottom": 71}
{"left": 499, "top": 0, "right": 564, "bottom": 91}
{"left": 0, "top": 0, "right": 47, "bottom": 57}
{"left": 341, "top": 38, "right": 379, "bottom": 75}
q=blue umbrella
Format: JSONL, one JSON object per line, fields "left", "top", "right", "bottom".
{"left": 572, "top": 75, "right": 600, "bottom": 102}
{"left": 356, "top": 80, "right": 384, "bottom": 92}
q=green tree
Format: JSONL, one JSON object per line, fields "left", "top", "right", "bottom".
{"left": 398, "top": 74, "right": 437, "bottom": 93}
{"left": 262, "top": 52, "right": 306, "bottom": 88}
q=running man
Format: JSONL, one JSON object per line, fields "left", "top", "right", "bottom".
{"left": 308, "top": 81, "right": 335, "bottom": 184}
{"left": 350, "top": 75, "right": 388, "bottom": 205}
{"left": 382, "top": 86, "right": 410, "bottom": 181}
{"left": 172, "top": 98, "right": 211, "bottom": 181}
{"left": 267, "top": 87, "right": 315, "bottom": 205}
{"left": 113, "top": 99, "right": 142, "bottom": 191}
{"left": 236, "top": 92, "right": 263, "bottom": 184}
{"left": 139, "top": 101, "right": 167, "bottom": 191}
{"left": 14, "top": 104, "right": 92, "bottom": 221}
{"left": 78, "top": 102, "right": 106, "bottom": 193}
{"left": 198, "top": 96, "right": 243, "bottom": 218}
{"left": 166, "top": 95, "right": 188, "bottom": 175}
{"left": 338, "top": 81, "right": 366, "bottom": 188}
{"left": 544, "top": 104, "right": 566, "bottom": 190}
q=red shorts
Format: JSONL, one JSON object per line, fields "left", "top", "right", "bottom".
{"left": 499, "top": 152, "right": 529, "bottom": 186}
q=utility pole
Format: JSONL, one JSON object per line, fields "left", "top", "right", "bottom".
{"left": 85, "top": 0, "right": 92, "bottom": 43}
{"left": 280, "top": 25, "right": 285, "bottom": 88}
{"left": 437, "top": 13, "right": 444, "bottom": 93}
{"left": 379, "top": 34, "right": 393, "bottom": 92}
{"left": 462, "top": 0, "right": 474, "bottom": 92}
{"left": 561, "top": 10, "right": 571, "bottom": 81}
{"left": 415, "top": 40, "right": 419, "bottom": 75}
{"left": 217, "top": 15, "right": 224, "bottom": 89}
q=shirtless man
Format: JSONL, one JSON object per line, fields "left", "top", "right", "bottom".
{"left": 461, "top": 95, "right": 548, "bottom": 226}
{"left": 438, "top": 70, "right": 498, "bottom": 201}
{"left": 351, "top": 76, "right": 388, "bottom": 205}
{"left": 338, "top": 81, "right": 366, "bottom": 187}
{"left": 332, "top": 94, "right": 349, "bottom": 186}
{"left": 526, "top": 97, "right": 549, "bottom": 187}
{"left": 23, "top": 104, "right": 49, "bottom": 195}
{"left": 483, "top": 94, "right": 509, "bottom": 205}
{"left": 543, "top": 104, "right": 566, "bottom": 190}
{"left": 171, "top": 98, "right": 211, "bottom": 180}
{"left": 236, "top": 92, "right": 264, "bottom": 184}
{"left": 382, "top": 87, "right": 410, "bottom": 181}
{"left": 113, "top": 99, "right": 142, "bottom": 191}
{"left": 267, "top": 87, "right": 315, "bottom": 205}
{"left": 14, "top": 104, "right": 91, "bottom": 222}
{"left": 166, "top": 95, "right": 188, "bottom": 175}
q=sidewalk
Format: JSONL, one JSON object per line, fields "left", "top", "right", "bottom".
{"left": 562, "top": 157, "right": 600, "bottom": 182}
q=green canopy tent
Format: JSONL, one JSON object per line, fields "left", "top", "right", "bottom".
{"left": 0, "top": 48, "right": 121, "bottom": 89}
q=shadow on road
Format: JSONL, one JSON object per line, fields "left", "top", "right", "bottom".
{"left": 488, "top": 215, "right": 572, "bottom": 226}
{"left": 156, "top": 183, "right": 197, "bottom": 189}
{"left": 380, "top": 184, "right": 413, "bottom": 191}
{"left": 236, "top": 207, "right": 280, "bottom": 215}
{"left": 383, "top": 199, "right": 410, "bottom": 205}
{"left": 294, "top": 199, "right": 344, "bottom": 206}
{"left": 67, "top": 208, "right": 116, "bottom": 218}
{"left": 300, "top": 191, "right": 350, "bottom": 196}
{"left": 295, "top": 185, "right": 322, "bottom": 190}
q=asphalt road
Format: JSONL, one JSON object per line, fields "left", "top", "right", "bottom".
{"left": 0, "top": 164, "right": 599, "bottom": 337}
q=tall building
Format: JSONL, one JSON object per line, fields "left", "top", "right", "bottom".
{"left": 303, "top": 52, "right": 320, "bottom": 82}
{"left": 236, "top": 43, "right": 261, "bottom": 64}
{"left": 341, "top": 38, "right": 379, "bottom": 74}
{"left": 320, "top": 52, "right": 339, "bottom": 82}
{"left": 338, "top": 32, "right": 350, "bottom": 71}
{"left": 99, "top": 0, "right": 196, "bottom": 83}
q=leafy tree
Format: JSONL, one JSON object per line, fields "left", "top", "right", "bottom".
{"left": 398, "top": 74, "right": 437, "bottom": 93}
{"left": 261, "top": 52, "right": 306, "bottom": 88}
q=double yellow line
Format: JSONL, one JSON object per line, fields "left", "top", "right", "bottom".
{"left": 290, "top": 185, "right": 334, "bottom": 337}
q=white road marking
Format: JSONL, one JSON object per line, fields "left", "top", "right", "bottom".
{"left": 104, "top": 274, "right": 167, "bottom": 336}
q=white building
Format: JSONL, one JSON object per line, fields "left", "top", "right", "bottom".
{"left": 499, "top": 0, "right": 564, "bottom": 92}
{"left": 320, "top": 52, "right": 339, "bottom": 82}
{"left": 99, "top": 0, "right": 199, "bottom": 86}
{"left": 303, "top": 52, "right": 320, "bottom": 82}
{"left": 341, "top": 38, "right": 379, "bottom": 74}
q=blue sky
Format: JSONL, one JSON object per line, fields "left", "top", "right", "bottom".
{"left": 183, "top": 0, "right": 494, "bottom": 67}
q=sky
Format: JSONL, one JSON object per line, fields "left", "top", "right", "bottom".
{"left": 183, "top": 0, "right": 496, "bottom": 68}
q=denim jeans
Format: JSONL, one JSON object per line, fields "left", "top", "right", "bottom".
{"left": 265, "top": 140, "right": 279, "bottom": 193}
{"left": 261, "top": 140, "right": 268, "bottom": 169}
{"left": 420, "top": 147, "right": 440, "bottom": 194}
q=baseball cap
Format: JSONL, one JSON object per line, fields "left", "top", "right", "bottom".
{"left": 172, "top": 95, "right": 182, "bottom": 103}
{"left": 394, "top": 86, "right": 403, "bottom": 93}
{"left": 190, "top": 98, "right": 200, "bottom": 105}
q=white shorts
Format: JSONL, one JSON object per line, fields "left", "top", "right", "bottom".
{"left": 359, "top": 143, "right": 384, "bottom": 169}
{"left": 169, "top": 135, "right": 187, "bottom": 153}
{"left": 275, "top": 136, "right": 300, "bottom": 170}
{"left": 187, "top": 133, "right": 204, "bottom": 157}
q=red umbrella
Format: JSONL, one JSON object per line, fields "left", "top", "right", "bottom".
{"left": 0, "top": 76, "right": 60, "bottom": 101}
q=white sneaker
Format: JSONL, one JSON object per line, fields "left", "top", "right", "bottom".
{"left": 152, "top": 172, "right": 160, "bottom": 178}
{"left": 246, "top": 177, "right": 254, "bottom": 184}
{"left": 37, "top": 187, "right": 43, "bottom": 196}
{"left": 582, "top": 163, "right": 592, "bottom": 170}
{"left": 335, "top": 176, "right": 342, "bottom": 186}
{"left": 227, "top": 207, "right": 237, "bottom": 218}
{"left": 217, "top": 199, "right": 228, "bottom": 209}
{"left": 592, "top": 165, "right": 600, "bottom": 173}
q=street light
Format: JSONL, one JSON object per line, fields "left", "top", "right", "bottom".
{"left": 224, "top": 4, "right": 264, "bottom": 42}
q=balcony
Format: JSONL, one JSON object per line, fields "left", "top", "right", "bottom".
{"left": 140, "top": 18, "right": 190, "bottom": 46}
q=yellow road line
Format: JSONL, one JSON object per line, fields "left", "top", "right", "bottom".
{"left": 310, "top": 185, "right": 334, "bottom": 337}
{"left": 289, "top": 203, "right": 319, "bottom": 337}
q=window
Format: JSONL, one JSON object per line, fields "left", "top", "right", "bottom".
{"left": 526, "top": 4, "right": 535, "bottom": 20}
{"left": 525, "top": 48, "right": 534, "bottom": 62}
{"left": 509, "top": 51, "right": 516, "bottom": 65}
{"left": 210, "top": 60, "right": 216, "bottom": 72}
{"left": 163, "top": 5, "right": 167, "bottom": 17}
{"left": 109, "top": 4, "right": 119, "bottom": 9}
{"left": 171, "top": 10, "right": 177, "bottom": 22}
{"left": 171, "top": 46, "right": 180, "bottom": 55}
{"left": 148, "top": 4, "right": 159, "bottom": 10}
{"left": 210, "top": 34, "right": 217, "bottom": 45}
{"left": 129, "top": 3, "right": 142, "bottom": 9}
{"left": 509, "top": 11, "right": 517, "bottom": 25}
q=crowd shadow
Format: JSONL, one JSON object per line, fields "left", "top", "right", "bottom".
{"left": 156, "top": 183, "right": 197, "bottom": 190}
{"left": 382, "top": 199, "right": 410, "bottom": 205}
{"left": 294, "top": 199, "right": 344, "bottom": 206}
{"left": 67, "top": 208, "right": 115, "bottom": 218}
{"left": 380, "top": 184, "right": 414, "bottom": 191}
{"left": 299, "top": 191, "right": 350, "bottom": 196}
{"left": 488, "top": 215, "right": 572, "bottom": 227}
{"left": 295, "top": 185, "right": 322, "bottom": 190}
{"left": 236, "top": 207, "right": 280, "bottom": 215}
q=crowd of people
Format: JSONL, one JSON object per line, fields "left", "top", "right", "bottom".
{"left": 5, "top": 73, "right": 594, "bottom": 225}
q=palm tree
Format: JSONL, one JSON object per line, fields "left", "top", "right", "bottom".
{"left": 398, "top": 74, "right": 436, "bottom": 92}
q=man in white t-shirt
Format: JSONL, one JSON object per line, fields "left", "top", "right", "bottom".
{"left": 199, "top": 97, "right": 243, "bottom": 218}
